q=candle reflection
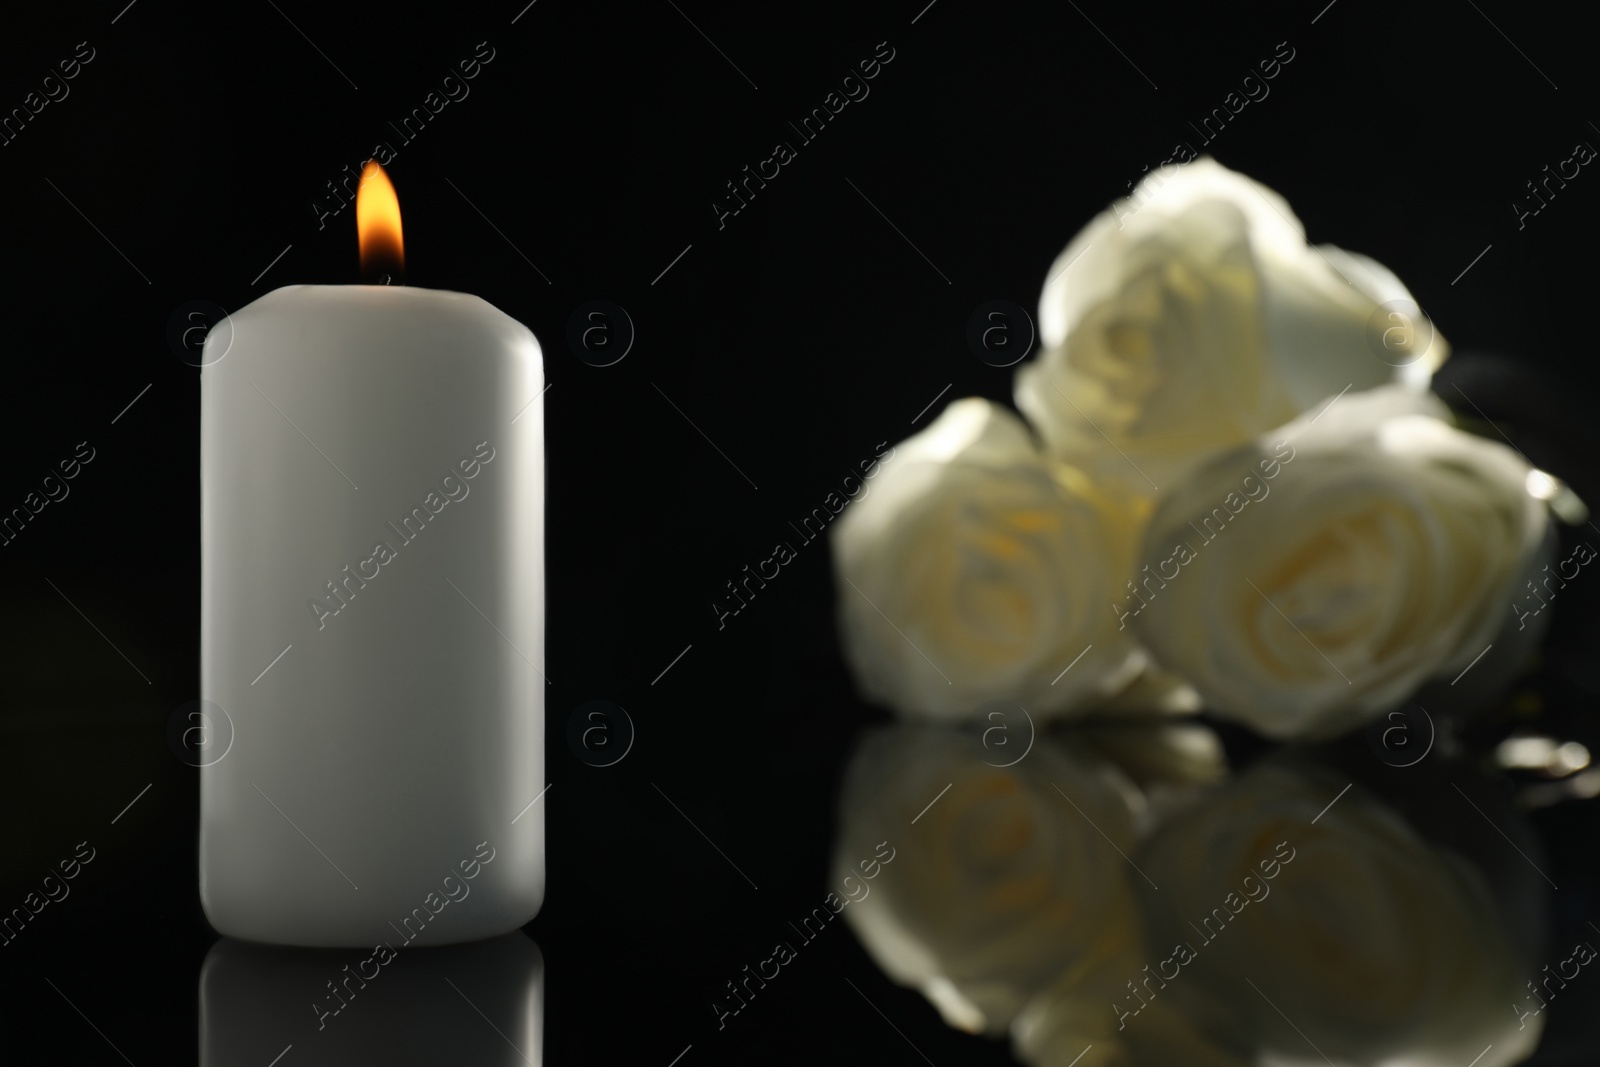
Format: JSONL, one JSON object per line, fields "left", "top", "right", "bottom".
{"left": 200, "top": 931, "right": 542, "bottom": 1065}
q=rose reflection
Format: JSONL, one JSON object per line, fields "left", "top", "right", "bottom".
{"left": 199, "top": 931, "right": 541, "bottom": 1065}
{"left": 831, "top": 723, "right": 1548, "bottom": 1067}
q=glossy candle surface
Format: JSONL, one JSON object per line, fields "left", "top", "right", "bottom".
{"left": 200, "top": 284, "right": 544, "bottom": 947}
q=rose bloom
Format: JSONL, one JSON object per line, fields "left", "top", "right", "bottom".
{"left": 1015, "top": 157, "right": 1447, "bottom": 494}
{"left": 831, "top": 726, "right": 1145, "bottom": 1035}
{"left": 1132, "top": 763, "right": 1541, "bottom": 1067}
{"left": 831, "top": 397, "right": 1145, "bottom": 722}
{"left": 1129, "top": 387, "right": 1549, "bottom": 738}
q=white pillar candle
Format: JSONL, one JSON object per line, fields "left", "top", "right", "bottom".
{"left": 199, "top": 166, "right": 544, "bottom": 946}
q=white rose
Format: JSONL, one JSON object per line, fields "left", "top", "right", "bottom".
{"left": 1129, "top": 387, "right": 1549, "bottom": 738}
{"left": 831, "top": 725, "right": 1145, "bottom": 1035}
{"left": 831, "top": 397, "right": 1145, "bottom": 722}
{"left": 1132, "top": 764, "right": 1541, "bottom": 1067}
{"left": 1016, "top": 157, "right": 1447, "bottom": 493}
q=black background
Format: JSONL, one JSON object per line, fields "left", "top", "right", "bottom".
{"left": 2, "top": 0, "right": 1598, "bottom": 1063}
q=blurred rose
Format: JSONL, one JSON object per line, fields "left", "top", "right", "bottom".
{"left": 1133, "top": 763, "right": 1541, "bottom": 1067}
{"left": 831, "top": 398, "right": 1146, "bottom": 722}
{"left": 1130, "top": 387, "right": 1549, "bottom": 738}
{"left": 1015, "top": 157, "right": 1447, "bottom": 493}
{"left": 832, "top": 725, "right": 1144, "bottom": 1035}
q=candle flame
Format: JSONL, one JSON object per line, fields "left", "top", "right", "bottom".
{"left": 356, "top": 160, "right": 403, "bottom": 281}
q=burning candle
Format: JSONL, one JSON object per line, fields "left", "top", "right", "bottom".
{"left": 200, "top": 162, "right": 545, "bottom": 947}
